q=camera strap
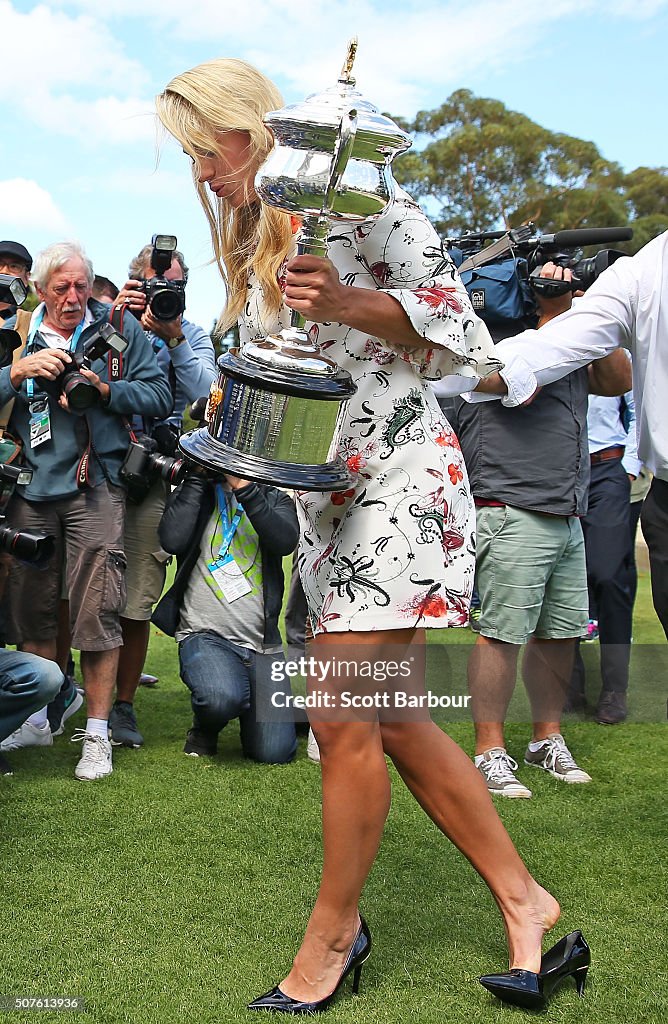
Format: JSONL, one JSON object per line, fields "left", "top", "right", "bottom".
{"left": 73, "top": 309, "right": 128, "bottom": 489}
{"left": 108, "top": 307, "right": 126, "bottom": 382}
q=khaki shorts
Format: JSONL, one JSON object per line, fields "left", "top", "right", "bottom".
{"left": 475, "top": 505, "right": 588, "bottom": 644}
{"left": 121, "top": 480, "right": 170, "bottom": 621}
{"left": 8, "top": 483, "right": 127, "bottom": 651}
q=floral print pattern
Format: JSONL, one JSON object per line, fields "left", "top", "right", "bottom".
{"left": 238, "top": 189, "right": 500, "bottom": 633}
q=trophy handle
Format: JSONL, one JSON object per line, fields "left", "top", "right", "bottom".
{"left": 322, "top": 107, "right": 358, "bottom": 221}
{"left": 296, "top": 107, "right": 359, "bottom": 262}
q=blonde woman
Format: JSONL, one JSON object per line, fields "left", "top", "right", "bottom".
{"left": 155, "top": 58, "right": 584, "bottom": 1015}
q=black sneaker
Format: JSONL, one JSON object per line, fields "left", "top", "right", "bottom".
{"left": 47, "top": 676, "right": 84, "bottom": 737}
{"left": 596, "top": 691, "right": 627, "bottom": 725}
{"left": 184, "top": 727, "right": 217, "bottom": 757}
{"left": 109, "top": 702, "right": 144, "bottom": 748}
{"left": 0, "top": 752, "right": 14, "bottom": 776}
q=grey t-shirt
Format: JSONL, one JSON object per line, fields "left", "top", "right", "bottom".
{"left": 175, "top": 493, "right": 281, "bottom": 654}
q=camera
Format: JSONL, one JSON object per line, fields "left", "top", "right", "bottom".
{"left": 0, "top": 273, "right": 28, "bottom": 309}
{"left": 136, "top": 234, "right": 186, "bottom": 322}
{"left": 36, "top": 321, "right": 128, "bottom": 412}
{"left": 0, "top": 464, "right": 54, "bottom": 567}
{"left": 120, "top": 435, "right": 188, "bottom": 504}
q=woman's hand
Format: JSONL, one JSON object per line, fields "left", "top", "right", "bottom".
{"left": 284, "top": 255, "right": 349, "bottom": 323}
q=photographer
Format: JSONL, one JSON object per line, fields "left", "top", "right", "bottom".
{"left": 0, "top": 241, "right": 32, "bottom": 327}
{"left": 0, "top": 648, "right": 64, "bottom": 775}
{"left": 108, "top": 241, "right": 216, "bottom": 748}
{"left": 152, "top": 469, "right": 298, "bottom": 764}
{"left": 0, "top": 241, "right": 172, "bottom": 781}
{"left": 453, "top": 266, "right": 631, "bottom": 799}
{"left": 470, "top": 231, "right": 668, "bottom": 639}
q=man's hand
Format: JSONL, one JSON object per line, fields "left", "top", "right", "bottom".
{"left": 534, "top": 262, "right": 579, "bottom": 325}
{"left": 9, "top": 349, "right": 71, "bottom": 388}
{"left": 114, "top": 279, "right": 147, "bottom": 317}
{"left": 58, "top": 366, "right": 110, "bottom": 412}
{"left": 141, "top": 307, "right": 183, "bottom": 343}
{"left": 284, "top": 254, "right": 348, "bottom": 323}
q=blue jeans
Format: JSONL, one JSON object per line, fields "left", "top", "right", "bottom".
{"left": 178, "top": 631, "right": 297, "bottom": 764}
{"left": 0, "top": 649, "right": 64, "bottom": 741}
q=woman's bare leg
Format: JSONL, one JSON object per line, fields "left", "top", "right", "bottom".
{"left": 278, "top": 630, "right": 396, "bottom": 1003}
{"left": 379, "top": 630, "right": 559, "bottom": 971}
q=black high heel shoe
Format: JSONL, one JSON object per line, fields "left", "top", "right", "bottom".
{"left": 479, "top": 930, "right": 590, "bottom": 1011}
{"left": 247, "top": 916, "right": 372, "bottom": 1015}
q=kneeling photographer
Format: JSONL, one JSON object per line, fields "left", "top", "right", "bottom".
{"left": 108, "top": 236, "right": 216, "bottom": 748}
{"left": 0, "top": 241, "right": 172, "bottom": 782}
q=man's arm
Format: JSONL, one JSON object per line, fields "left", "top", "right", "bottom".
{"left": 167, "top": 321, "right": 217, "bottom": 403}
{"left": 587, "top": 348, "right": 632, "bottom": 396}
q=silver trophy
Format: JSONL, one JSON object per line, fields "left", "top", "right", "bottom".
{"left": 180, "top": 41, "right": 412, "bottom": 490}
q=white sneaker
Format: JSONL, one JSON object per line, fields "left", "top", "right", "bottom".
{"left": 524, "top": 733, "right": 592, "bottom": 784}
{"left": 0, "top": 721, "right": 53, "bottom": 752}
{"left": 475, "top": 747, "right": 532, "bottom": 798}
{"left": 306, "top": 727, "right": 321, "bottom": 764}
{"left": 72, "top": 729, "right": 113, "bottom": 781}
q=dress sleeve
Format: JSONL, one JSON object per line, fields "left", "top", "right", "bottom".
{"left": 350, "top": 191, "right": 502, "bottom": 383}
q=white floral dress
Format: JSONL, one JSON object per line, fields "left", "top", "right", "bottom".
{"left": 239, "top": 189, "right": 501, "bottom": 634}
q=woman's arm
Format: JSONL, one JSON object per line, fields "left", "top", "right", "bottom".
{"left": 285, "top": 254, "right": 429, "bottom": 348}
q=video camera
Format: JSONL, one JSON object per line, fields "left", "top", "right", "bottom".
{"left": 136, "top": 234, "right": 186, "bottom": 322}
{"left": 36, "top": 321, "right": 128, "bottom": 413}
{"left": 0, "top": 464, "right": 54, "bottom": 567}
{"left": 446, "top": 224, "right": 633, "bottom": 333}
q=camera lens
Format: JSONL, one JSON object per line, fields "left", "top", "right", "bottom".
{"left": 152, "top": 454, "right": 188, "bottom": 486}
{"left": 149, "top": 286, "right": 184, "bottom": 322}
{"left": 0, "top": 524, "right": 55, "bottom": 567}
{"left": 62, "top": 371, "right": 99, "bottom": 411}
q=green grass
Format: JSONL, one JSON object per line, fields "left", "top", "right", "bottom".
{"left": 1, "top": 574, "right": 666, "bottom": 1024}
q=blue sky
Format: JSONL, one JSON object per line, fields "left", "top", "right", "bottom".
{"left": 1, "top": 0, "right": 666, "bottom": 333}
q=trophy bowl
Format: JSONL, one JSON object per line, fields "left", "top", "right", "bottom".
{"left": 180, "top": 41, "right": 412, "bottom": 491}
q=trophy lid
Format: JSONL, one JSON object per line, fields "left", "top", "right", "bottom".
{"left": 263, "top": 40, "right": 411, "bottom": 161}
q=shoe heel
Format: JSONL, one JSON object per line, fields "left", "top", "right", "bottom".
{"left": 352, "top": 964, "right": 363, "bottom": 995}
{"left": 574, "top": 966, "right": 588, "bottom": 997}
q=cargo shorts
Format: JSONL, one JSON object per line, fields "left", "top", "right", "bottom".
{"left": 7, "top": 482, "right": 127, "bottom": 651}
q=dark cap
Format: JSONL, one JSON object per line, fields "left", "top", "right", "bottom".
{"left": 0, "top": 241, "right": 33, "bottom": 271}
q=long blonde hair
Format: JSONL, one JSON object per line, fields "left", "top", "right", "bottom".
{"left": 155, "top": 58, "right": 293, "bottom": 333}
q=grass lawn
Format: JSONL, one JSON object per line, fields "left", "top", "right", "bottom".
{"left": 1, "top": 573, "right": 666, "bottom": 1024}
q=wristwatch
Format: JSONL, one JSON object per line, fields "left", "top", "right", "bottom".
{"left": 166, "top": 334, "right": 186, "bottom": 350}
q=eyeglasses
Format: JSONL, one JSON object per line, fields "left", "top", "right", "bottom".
{"left": 0, "top": 258, "right": 28, "bottom": 276}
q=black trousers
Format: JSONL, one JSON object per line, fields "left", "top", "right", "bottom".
{"left": 640, "top": 477, "right": 668, "bottom": 641}
{"left": 573, "top": 458, "right": 633, "bottom": 694}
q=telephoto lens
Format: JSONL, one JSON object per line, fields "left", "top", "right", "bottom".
{"left": 0, "top": 525, "right": 55, "bottom": 567}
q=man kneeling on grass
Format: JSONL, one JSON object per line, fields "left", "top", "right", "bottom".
{"left": 152, "top": 469, "right": 298, "bottom": 763}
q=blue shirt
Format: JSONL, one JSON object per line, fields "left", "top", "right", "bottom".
{"left": 145, "top": 317, "right": 217, "bottom": 426}
{"left": 587, "top": 391, "right": 641, "bottom": 477}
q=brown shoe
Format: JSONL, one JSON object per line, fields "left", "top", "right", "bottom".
{"left": 596, "top": 691, "right": 627, "bottom": 725}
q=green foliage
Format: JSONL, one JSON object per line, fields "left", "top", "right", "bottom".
{"left": 393, "top": 89, "right": 667, "bottom": 254}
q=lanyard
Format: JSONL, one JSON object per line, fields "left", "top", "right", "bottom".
{"left": 26, "top": 306, "right": 86, "bottom": 400}
{"left": 214, "top": 483, "right": 244, "bottom": 562}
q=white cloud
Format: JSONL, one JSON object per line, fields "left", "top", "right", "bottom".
{"left": 0, "top": 179, "right": 70, "bottom": 231}
{"left": 1, "top": 1, "right": 150, "bottom": 143}
{"left": 51, "top": 0, "right": 668, "bottom": 113}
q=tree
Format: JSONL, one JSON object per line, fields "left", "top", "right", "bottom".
{"left": 391, "top": 89, "right": 661, "bottom": 252}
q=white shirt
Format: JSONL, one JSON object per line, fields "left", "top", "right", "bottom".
{"left": 462, "top": 231, "right": 668, "bottom": 482}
